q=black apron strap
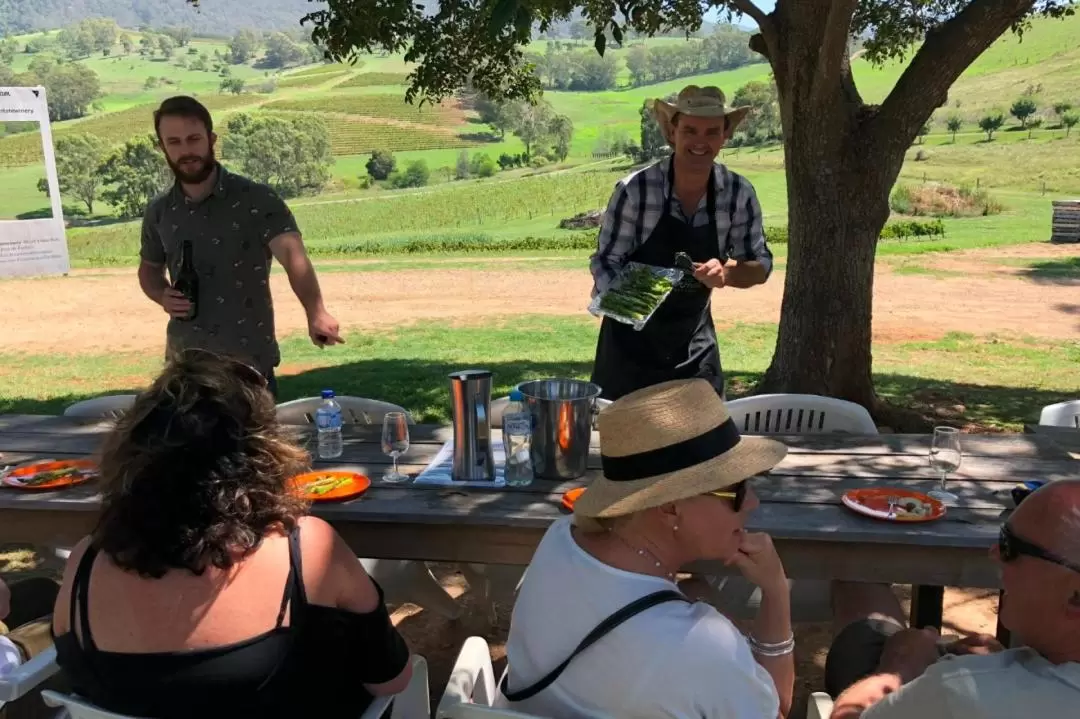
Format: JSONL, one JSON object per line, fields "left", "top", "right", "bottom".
{"left": 499, "top": 589, "right": 690, "bottom": 702}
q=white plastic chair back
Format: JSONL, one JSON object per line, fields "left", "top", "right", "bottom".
{"left": 725, "top": 393, "right": 877, "bottom": 434}
{"left": 1040, "top": 400, "right": 1080, "bottom": 428}
{"left": 43, "top": 654, "right": 430, "bottom": 718}
{"left": 0, "top": 645, "right": 60, "bottom": 709}
{"left": 443, "top": 705, "right": 545, "bottom": 719}
{"left": 63, "top": 395, "right": 138, "bottom": 419}
{"left": 807, "top": 692, "right": 835, "bottom": 719}
{"left": 276, "top": 396, "right": 415, "bottom": 426}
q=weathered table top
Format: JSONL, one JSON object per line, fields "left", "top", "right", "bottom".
{"left": 2, "top": 414, "right": 1077, "bottom": 588}
{"left": 1025, "top": 423, "right": 1080, "bottom": 457}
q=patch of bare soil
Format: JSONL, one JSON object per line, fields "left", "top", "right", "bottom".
{"left": 0, "top": 244, "right": 1076, "bottom": 355}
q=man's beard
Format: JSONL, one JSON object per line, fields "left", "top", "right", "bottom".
{"left": 167, "top": 148, "right": 217, "bottom": 184}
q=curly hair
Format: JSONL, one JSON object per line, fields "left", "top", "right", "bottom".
{"left": 93, "top": 349, "right": 310, "bottom": 579}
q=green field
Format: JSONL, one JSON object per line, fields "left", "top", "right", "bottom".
{"left": 1, "top": 319, "right": 1075, "bottom": 431}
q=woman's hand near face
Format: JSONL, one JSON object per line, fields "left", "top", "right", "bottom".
{"left": 729, "top": 532, "right": 787, "bottom": 593}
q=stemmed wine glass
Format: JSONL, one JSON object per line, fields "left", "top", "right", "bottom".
{"left": 928, "top": 426, "right": 962, "bottom": 503}
{"left": 381, "top": 412, "right": 411, "bottom": 484}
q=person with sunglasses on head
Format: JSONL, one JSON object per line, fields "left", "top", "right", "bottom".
{"left": 825, "top": 478, "right": 1080, "bottom": 719}
{"left": 50, "top": 349, "right": 413, "bottom": 719}
{"left": 497, "top": 379, "right": 795, "bottom": 718}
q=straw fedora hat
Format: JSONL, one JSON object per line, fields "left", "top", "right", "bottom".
{"left": 649, "top": 85, "right": 751, "bottom": 145}
{"left": 573, "top": 378, "right": 786, "bottom": 530}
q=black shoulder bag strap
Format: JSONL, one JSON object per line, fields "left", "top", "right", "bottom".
{"left": 499, "top": 589, "right": 690, "bottom": 702}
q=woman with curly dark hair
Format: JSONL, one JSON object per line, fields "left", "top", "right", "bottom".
{"left": 50, "top": 349, "right": 412, "bottom": 718}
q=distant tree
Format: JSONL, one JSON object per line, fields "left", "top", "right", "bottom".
{"left": 18, "top": 62, "right": 101, "bottom": 121}
{"left": 229, "top": 29, "right": 260, "bottom": 64}
{"left": 1052, "top": 102, "right": 1073, "bottom": 122}
{"left": 85, "top": 19, "right": 119, "bottom": 55}
{"left": 138, "top": 35, "right": 155, "bottom": 57}
{"left": 36, "top": 133, "right": 109, "bottom": 213}
{"left": 57, "top": 24, "right": 94, "bottom": 59}
{"left": 119, "top": 33, "right": 134, "bottom": 55}
{"left": 497, "top": 153, "right": 521, "bottom": 170}
{"left": 1009, "top": 98, "right": 1037, "bottom": 129}
{"left": 548, "top": 114, "right": 574, "bottom": 161}
{"left": 101, "top": 135, "right": 171, "bottom": 219}
{"left": 1026, "top": 116, "right": 1042, "bottom": 139}
{"left": 389, "top": 160, "right": 430, "bottom": 188}
{"left": 156, "top": 34, "right": 176, "bottom": 58}
{"left": 946, "top": 115, "right": 963, "bottom": 142}
{"left": 469, "top": 152, "right": 497, "bottom": 178}
{"left": 24, "top": 36, "right": 51, "bottom": 54}
{"left": 455, "top": 150, "right": 470, "bottom": 179}
{"left": 639, "top": 97, "right": 671, "bottom": 161}
{"left": 474, "top": 94, "right": 517, "bottom": 139}
{"left": 263, "top": 32, "right": 307, "bottom": 69}
{"left": 732, "top": 79, "right": 781, "bottom": 144}
{"left": 625, "top": 45, "right": 651, "bottom": 86}
{"left": 916, "top": 121, "right": 932, "bottom": 144}
{"left": 223, "top": 113, "right": 333, "bottom": 196}
{"left": 569, "top": 51, "right": 618, "bottom": 91}
{"left": 220, "top": 77, "right": 246, "bottom": 94}
{"left": 365, "top": 149, "right": 395, "bottom": 180}
{"left": 510, "top": 101, "right": 555, "bottom": 160}
{"left": 143, "top": 76, "right": 159, "bottom": 90}
{"left": 162, "top": 26, "right": 193, "bottom": 47}
{"left": 0, "top": 38, "right": 16, "bottom": 65}
{"left": 978, "top": 113, "right": 1005, "bottom": 141}
{"left": 1062, "top": 113, "right": 1079, "bottom": 138}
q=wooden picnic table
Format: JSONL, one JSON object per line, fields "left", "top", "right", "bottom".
{"left": 2, "top": 413, "right": 1077, "bottom": 630}
{"left": 1025, "top": 423, "right": 1080, "bottom": 456}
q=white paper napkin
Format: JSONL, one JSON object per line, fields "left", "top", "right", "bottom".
{"left": 413, "top": 438, "right": 507, "bottom": 487}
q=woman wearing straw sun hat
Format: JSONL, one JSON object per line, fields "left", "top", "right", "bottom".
{"left": 497, "top": 379, "right": 795, "bottom": 719}
{"left": 589, "top": 85, "right": 775, "bottom": 403}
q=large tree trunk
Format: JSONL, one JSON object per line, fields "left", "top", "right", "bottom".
{"left": 752, "top": 0, "right": 905, "bottom": 409}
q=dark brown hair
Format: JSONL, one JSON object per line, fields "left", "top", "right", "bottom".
{"left": 154, "top": 95, "right": 214, "bottom": 139}
{"left": 94, "top": 349, "right": 309, "bottom": 579}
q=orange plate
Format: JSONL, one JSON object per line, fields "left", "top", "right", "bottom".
{"left": 291, "top": 471, "right": 370, "bottom": 502}
{"left": 2, "top": 459, "right": 98, "bottom": 491}
{"left": 842, "top": 488, "right": 946, "bottom": 523}
{"left": 561, "top": 487, "right": 586, "bottom": 512}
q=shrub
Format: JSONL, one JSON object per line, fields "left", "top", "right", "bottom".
{"left": 529, "top": 155, "right": 549, "bottom": 169}
{"left": 469, "top": 152, "right": 497, "bottom": 178}
{"left": 764, "top": 225, "right": 788, "bottom": 244}
{"left": 761, "top": 221, "right": 944, "bottom": 244}
{"left": 388, "top": 159, "right": 430, "bottom": 189}
{"left": 365, "top": 149, "right": 396, "bottom": 180}
{"left": 306, "top": 231, "right": 596, "bottom": 257}
{"left": 889, "top": 183, "right": 1002, "bottom": 218}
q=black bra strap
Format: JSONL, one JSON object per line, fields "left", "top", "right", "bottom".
{"left": 71, "top": 543, "right": 100, "bottom": 652}
{"left": 500, "top": 589, "right": 689, "bottom": 702}
{"left": 283, "top": 524, "right": 307, "bottom": 626}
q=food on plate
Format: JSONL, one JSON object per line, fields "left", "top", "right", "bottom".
{"left": 300, "top": 474, "right": 352, "bottom": 496}
{"left": 892, "top": 497, "right": 932, "bottom": 517}
{"left": 598, "top": 266, "right": 675, "bottom": 321}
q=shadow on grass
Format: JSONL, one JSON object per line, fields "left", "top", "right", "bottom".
{"left": 1019, "top": 257, "right": 1080, "bottom": 284}
{"left": 3, "top": 363, "right": 1071, "bottom": 432}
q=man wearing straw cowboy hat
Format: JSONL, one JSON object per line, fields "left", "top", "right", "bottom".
{"left": 500, "top": 379, "right": 796, "bottom": 718}
{"left": 589, "top": 85, "right": 774, "bottom": 402}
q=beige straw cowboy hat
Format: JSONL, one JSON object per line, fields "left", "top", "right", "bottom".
{"left": 573, "top": 378, "right": 787, "bottom": 530}
{"left": 649, "top": 85, "right": 751, "bottom": 145}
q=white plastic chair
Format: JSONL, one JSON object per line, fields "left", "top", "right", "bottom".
{"left": 1040, "top": 400, "right": 1080, "bottom": 428}
{"left": 276, "top": 396, "right": 460, "bottom": 620}
{"left": 807, "top": 692, "right": 834, "bottom": 719}
{"left": 62, "top": 395, "right": 137, "bottom": 419}
{"left": 40, "top": 654, "right": 431, "bottom": 718}
{"left": 436, "top": 636, "right": 544, "bottom": 719}
{"left": 0, "top": 644, "right": 60, "bottom": 711}
{"left": 489, "top": 396, "right": 611, "bottom": 429}
{"left": 276, "top": 396, "right": 416, "bottom": 426}
{"left": 726, "top": 393, "right": 878, "bottom": 435}
{"left": 709, "top": 394, "right": 877, "bottom": 622}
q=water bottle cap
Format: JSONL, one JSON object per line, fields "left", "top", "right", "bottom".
{"left": 321, "top": 389, "right": 335, "bottom": 399}
{"left": 509, "top": 389, "right": 524, "bottom": 401}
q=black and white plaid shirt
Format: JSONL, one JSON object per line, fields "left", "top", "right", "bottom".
{"left": 589, "top": 157, "right": 774, "bottom": 296}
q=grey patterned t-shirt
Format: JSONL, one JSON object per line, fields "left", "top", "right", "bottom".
{"left": 140, "top": 166, "right": 299, "bottom": 377}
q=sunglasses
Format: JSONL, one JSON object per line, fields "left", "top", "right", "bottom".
{"left": 998, "top": 523, "right": 1080, "bottom": 575}
{"left": 707, "top": 480, "right": 748, "bottom": 512}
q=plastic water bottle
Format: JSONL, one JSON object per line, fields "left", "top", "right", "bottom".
{"left": 315, "top": 389, "right": 343, "bottom": 459}
{"left": 502, "top": 389, "right": 533, "bottom": 486}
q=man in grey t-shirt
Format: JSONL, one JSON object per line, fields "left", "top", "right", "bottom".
{"left": 137, "top": 96, "right": 342, "bottom": 395}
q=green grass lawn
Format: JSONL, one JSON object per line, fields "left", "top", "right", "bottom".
{"left": 1, "top": 319, "right": 1075, "bottom": 431}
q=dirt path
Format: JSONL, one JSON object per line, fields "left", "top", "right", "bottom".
{"left": 0, "top": 244, "right": 1076, "bottom": 355}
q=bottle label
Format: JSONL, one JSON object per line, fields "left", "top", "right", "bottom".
{"left": 504, "top": 414, "right": 531, "bottom": 436}
{"left": 316, "top": 410, "right": 342, "bottom": 430}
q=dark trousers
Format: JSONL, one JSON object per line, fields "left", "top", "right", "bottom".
{"left": 0, "top": 577, "right": 65, "bottom": 719}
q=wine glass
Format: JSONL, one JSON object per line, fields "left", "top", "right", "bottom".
{"left": 928, "top": 426, "right": 962, "bottom": 503}
{"left": 381, "top": 412, "right": 411, "bottom": 484}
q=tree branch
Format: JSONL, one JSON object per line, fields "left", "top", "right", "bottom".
{"left": 813, "top": 0, "right": 859, "bottom": 101}
{"left": 870, "top": 0, "right": 1035, "bottom": 145}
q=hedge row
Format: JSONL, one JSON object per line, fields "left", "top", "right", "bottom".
{"left": 308, "top": 232, "right": 596, "bottom": 257}
{"left": 763, "top": 219, "right": 945, "bottom": 244}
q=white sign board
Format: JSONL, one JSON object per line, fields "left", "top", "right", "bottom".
{"left": 0, "top": 86, "right": 69, "bottom": 278}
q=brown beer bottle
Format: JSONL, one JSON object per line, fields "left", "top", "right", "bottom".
{"left": 173, "top": 239, "right": 198, "bottom": 321}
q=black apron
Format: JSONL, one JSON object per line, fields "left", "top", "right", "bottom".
{"left": 590, "top": 159, "right": 723, "bottom": 402}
